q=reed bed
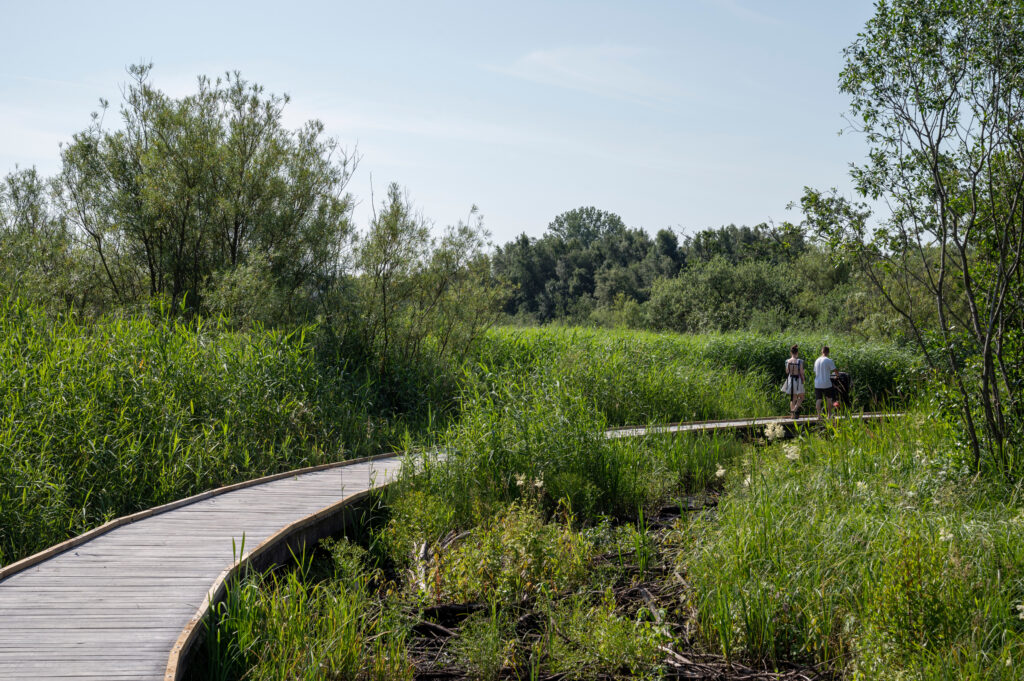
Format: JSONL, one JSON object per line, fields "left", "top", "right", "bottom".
{"left": 0, "top": 300, "right": 412, "bottom": 565}
{"left": 479, "top": 326, "right": 920, "bottom": 410}
{"left": 685, "top": 415, "right": 1024, "bottom": 677}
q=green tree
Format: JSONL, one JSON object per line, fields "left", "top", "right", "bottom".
{"left": 679, "top": 222, "right": 805, "bottom": 267}
{"left": 492, "top": 207, "right": 658, "bottom": 321}
{"left": 54, "top": 64, "right": 355, "bottom": 317}
{"left": 805, "top": 0, "right": 1024, "bottom": 475}
{"left": 0, "top": 167, "right": 79, "bottom": 311}
{"left": 548, "top": 206, "right": 626, "bottom": 246}
{"left": 646, "top": 257, "right": 796, "bottom": 333}
{"left": 644, "top": 228, "right": 683, "bottom": 279}
{"left": 355, "top": 183, "right": 502, "bottom": 375}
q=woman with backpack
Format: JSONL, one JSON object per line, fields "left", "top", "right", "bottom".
{"left": 780, "top": 344, "right": 806, "bottom": 419}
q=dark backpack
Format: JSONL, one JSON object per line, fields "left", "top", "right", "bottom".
{"left": 833, "top": 371, "right": 852, "bottom": 406}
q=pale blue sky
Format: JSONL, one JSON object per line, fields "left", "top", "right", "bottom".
{"left": 0, "top": 0, "right": 876, "bottom": 243}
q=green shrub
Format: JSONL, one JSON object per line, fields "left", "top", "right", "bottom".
{"left": 646, "top": 257, "right": 798, "bottom": 333}
{"left": 381, "top": 489, "right": 458, "bottom": 571}
{"left": 423, "top": 502, "right": 594, "bottom": 606}
{"left": 452, "top": 607, "right": 517, "bottom": 681}
{"left": 546, "top": 589, "right": 668, "bottom": 679}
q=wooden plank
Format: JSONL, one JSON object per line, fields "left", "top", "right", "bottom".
{"left": 0, "top": 452, "right": 400, "bottom": 581}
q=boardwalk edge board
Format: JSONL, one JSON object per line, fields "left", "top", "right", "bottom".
{"left": 605, "top": 411, "right": 898, "bottom": 437}
{"left": 163, "top": 485, "right": 384, "bottom": 681}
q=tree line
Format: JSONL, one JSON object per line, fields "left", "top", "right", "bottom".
{"left": 492, "top": 207, "right": 917, "bottom": 339}
{"left": 0, "top": 65, "right": 935, "bottom": 350}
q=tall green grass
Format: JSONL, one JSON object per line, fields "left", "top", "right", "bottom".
{"left": 0, "top": 300, "right": 416, "bottom": 565}
{"left": 474, "top": 331, "right": 771, "bottom": 426}
{"left": 684, "top": 416, "right": 1024, "bottom": 677}
{"left": 700, "top": 332, "right": 920, "bottom": 405}
{"left": 194, "top": 541, "right": 412, "bottom": 681}
{"left": 478, "top": 326, "right": 920, "bottom": 411}
{"left": 387, "top": 366, "right": 744, "bottom": 551}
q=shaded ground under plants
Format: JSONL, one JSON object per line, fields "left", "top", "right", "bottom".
{"left": 402, "top": 502, "right": 831, "bottom": 681}
{"left": 194, "top": 492, "right": 831, "bottom": 681}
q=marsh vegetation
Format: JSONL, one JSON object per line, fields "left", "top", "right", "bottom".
{"left": 189, "top": 343, "right": 1024, "bottom": 679}
{"left": 3, "top": 1, "right": 1024, "bottom": 678}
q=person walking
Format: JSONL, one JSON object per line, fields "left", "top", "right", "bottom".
{"left": 780, "top": 344, "right": 805, "bottom": 419}
{"left": 814, "top": 345, "right": 837, "bottom": 419}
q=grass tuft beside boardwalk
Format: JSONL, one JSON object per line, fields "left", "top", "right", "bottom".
{"left": 685, "top": 415, "right": 1024, "bottom": 676}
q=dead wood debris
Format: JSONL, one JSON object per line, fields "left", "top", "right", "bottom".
{"left": 404, "top": 504, "right": 829, "bottom": 681}
{"left": 406, "top": 581, "right": 829, "bottom": 681}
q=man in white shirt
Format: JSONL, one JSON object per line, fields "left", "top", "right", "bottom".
{"left": 813, "top": 345, "right": 837, "bottom": 419}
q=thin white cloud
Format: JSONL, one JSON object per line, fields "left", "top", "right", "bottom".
{"left": 704, "top": 0, "right": 783, "bottom": 26}
{"left": 0, "top": 73, "right": 106, "bottom": 92}
{"left": 491, "top": 45, "right": 682, "bottom": 105}
{"left": 283, "top": 99, "right": 709, "bottom": 180}
{"left": 0, "top": 104, "right": 77, "bottom": 174}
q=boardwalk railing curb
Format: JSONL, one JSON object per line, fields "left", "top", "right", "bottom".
{"left": 163, "top": 480, "right": 393, "bottom": 681}
{"left": 605, "top": 411, "right": 899, "bottom": 438}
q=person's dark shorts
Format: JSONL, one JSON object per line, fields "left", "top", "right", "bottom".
{"left": 815, "top": 386, "right": 835, "bottom": 400}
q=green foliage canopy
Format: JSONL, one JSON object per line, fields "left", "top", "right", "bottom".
{"left": 805, "top": 0, "right": 1024, "bottom": 475}
{"left": 55, "top": 64, "right": 355, "bottom": 316}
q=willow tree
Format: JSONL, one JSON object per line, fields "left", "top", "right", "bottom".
{"left": 356, "top": 182, "right": 501, "bottom": 375}
{"left": 54, "top": 64, "right": 355, "bottom": 318}
{"left": 804, "top": 0, "right": 1024, "bottom": 475}
{"left": 0, "top": 167, "right": 78, "bottom": 310}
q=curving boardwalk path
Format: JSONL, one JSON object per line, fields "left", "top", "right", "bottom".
{"left": 0, "top": 455, "right": 404, "bottom": 681}
{"left": 0, "top": 412, "right": 892, "bottom": 681}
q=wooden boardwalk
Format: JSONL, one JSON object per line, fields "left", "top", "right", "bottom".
{"left": 0, "top": 455, "right": 404, "bottom": 681}
{"left": 0, "top": 412, "right": 894, "bottom": 680}
{"left": 606, "top": 411, "right": 892, "bottom": 439}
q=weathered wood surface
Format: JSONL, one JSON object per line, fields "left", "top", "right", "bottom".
{"left": 0, "top": 457, "right": 404, "bottom": 681}
{"left": 0, "top": 412, "right": 896, "bottom": 680}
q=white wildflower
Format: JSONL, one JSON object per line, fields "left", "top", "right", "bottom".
{"left": 906, "top": 490, "right": 916, "bottom": 498}
{"left": 514, "top": 473, "right": 526, "bottom": 488}
{"left": 939, "top": 528, "right": 953, "bottom": 542}
{"left": 784, "top": 444, "right": 800, "bottom": 461}
{"left": 856, "top": 481, "right": 868, "bottom": 492}
{"left": 765, "top": 422, "right": 785, "bottom": 442}
{"left": 533, "top": 476, "right": 544, "bottom": 490}
{"left": 715, "top": 466, "right": 726, "bottom": 479}
{"left": 743, "top": 475, "right": 751, "bottom": 487}
{"left": 1016, "top": 603, "right": 1024, "bottom": 621}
